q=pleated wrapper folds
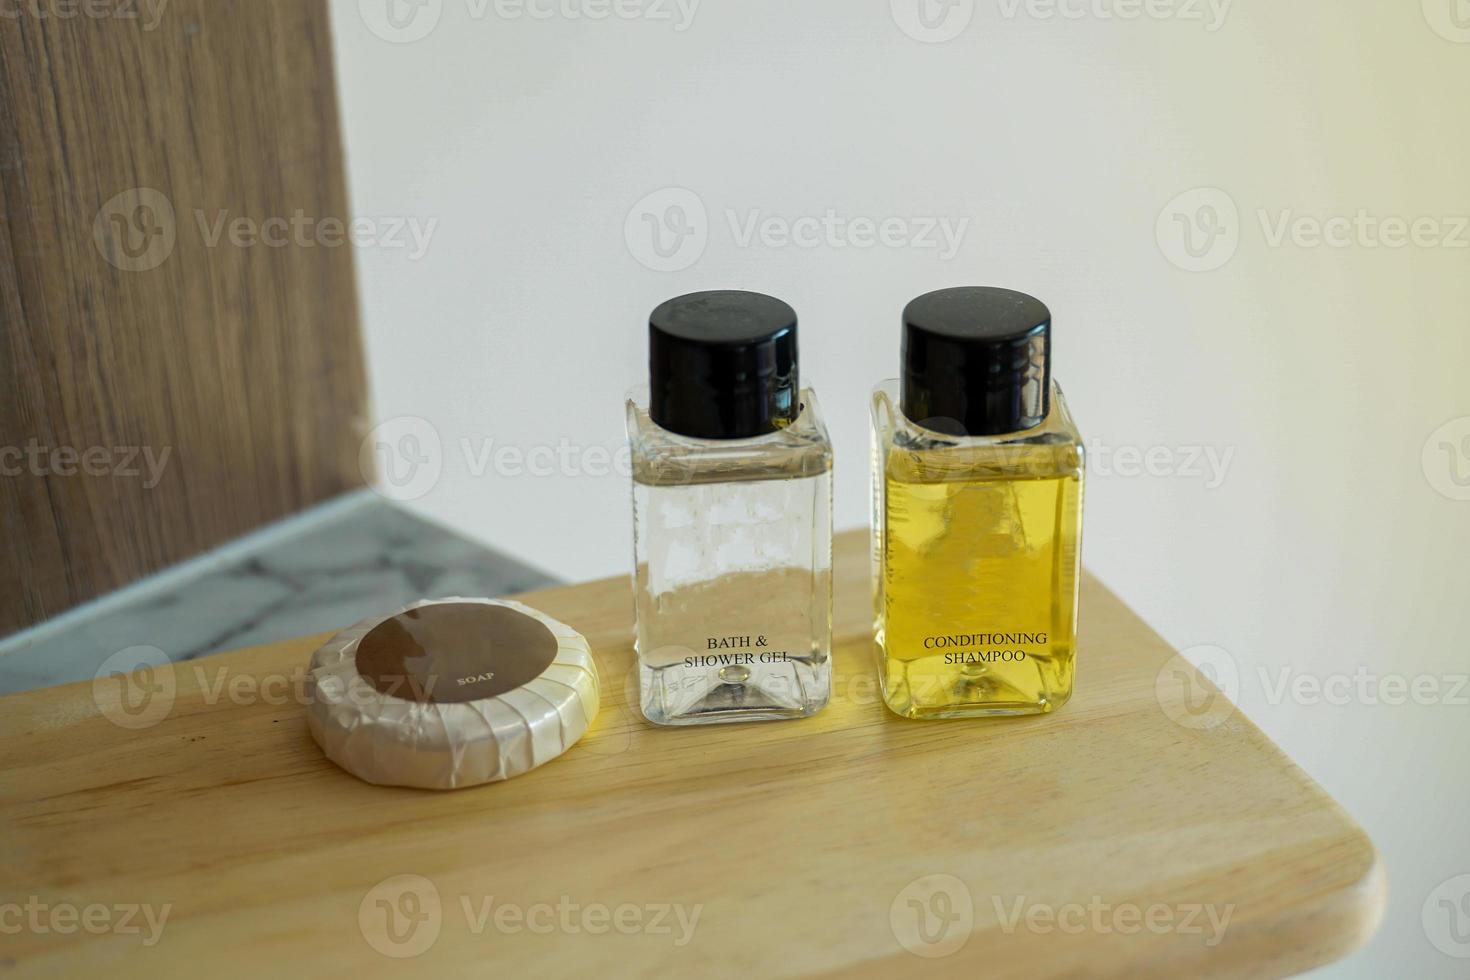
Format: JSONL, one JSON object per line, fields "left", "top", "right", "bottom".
{"left": 305, "top": 598, "right": 600, "bottom": 789}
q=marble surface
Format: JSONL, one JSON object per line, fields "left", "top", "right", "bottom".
{"left": 0, "top": 492, "right": 558, "bottom": 695}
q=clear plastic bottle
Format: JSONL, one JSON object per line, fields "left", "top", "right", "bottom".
{"left": 871, "top": 287, "right": 1085, "bottom": 719}
{"left": 627, "top": 291, "right": 833, "bottom": 726}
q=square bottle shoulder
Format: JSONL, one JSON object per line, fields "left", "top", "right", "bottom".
{"left": 627, "top": 386, "right": 832, "bottom": 483}
{"left": 871, "top": 379, "right": 1084, "bottom": 479}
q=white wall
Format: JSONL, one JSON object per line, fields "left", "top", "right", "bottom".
{"left": 330, "top": 1, "right": 1470, "bottom": 974}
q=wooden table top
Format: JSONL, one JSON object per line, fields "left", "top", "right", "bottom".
{"left": 0, "top": 530, "right": 1383, "bottom": 978}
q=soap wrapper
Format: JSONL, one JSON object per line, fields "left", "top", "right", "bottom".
{"left": 305, "top": 597, "right": 600, "bottom": 790}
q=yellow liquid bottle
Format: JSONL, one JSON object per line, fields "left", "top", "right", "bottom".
{"left": 871, "top": 288, "right": 1085, "bottom": 720}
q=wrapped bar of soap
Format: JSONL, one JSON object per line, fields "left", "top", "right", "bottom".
{"left": 306, "top": 598, "right": 599, "bottom": 790}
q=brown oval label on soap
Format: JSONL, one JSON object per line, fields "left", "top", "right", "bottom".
{"left": 355, "top": 603, "right": 558, "bottom": 703}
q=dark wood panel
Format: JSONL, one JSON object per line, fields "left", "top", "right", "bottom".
{"left": 0, "top": 0, "right": 368, "bottom": 634}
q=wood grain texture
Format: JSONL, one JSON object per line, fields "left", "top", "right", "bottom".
{"left": 0, "top": 0, "right": 367, "bottom": 634}
{"left": 0, "top": 531, "right": 1384, "bottom": 977}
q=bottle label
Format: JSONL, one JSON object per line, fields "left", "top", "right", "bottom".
{"left": 683, "top": 635, "right": 795, "bottom": 669}
{"left": 923, "top": 631, "right": 1047, "bottom": 665}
